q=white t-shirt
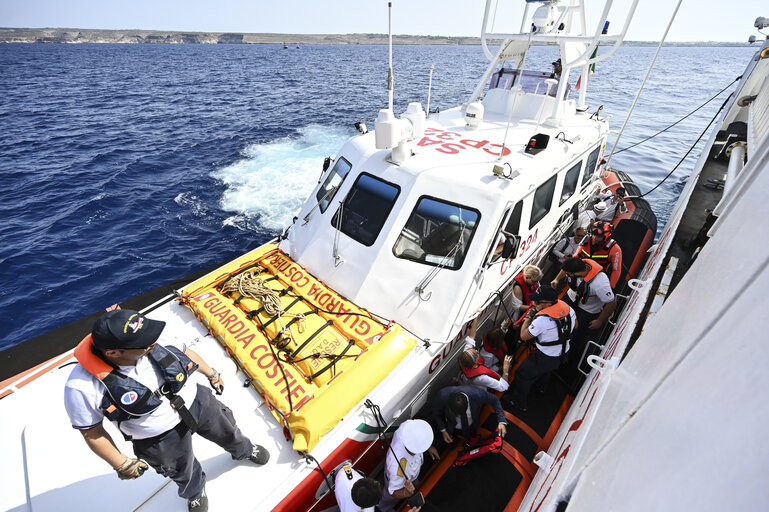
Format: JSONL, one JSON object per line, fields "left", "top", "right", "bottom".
{"left": 334, "top": 464, "right": 375, "bottom": 512}
{"left": 567, "top": 272, "right": 615, "bottom": 314}
{"left": 527, "top": 308, "right": 577, "bottom": 357}
{"left": 384, "top": 420, "right": 424, "bottom": 495}
{"left": 552, "top": 236, "right": 581, "bottom": 262}
{"left": 63, "top": 338, "right": 198, "bottom": 439}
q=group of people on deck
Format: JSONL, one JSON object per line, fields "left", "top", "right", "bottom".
{"left": 336, "top": 185, "right": 628, "bottom": 511}
{"left": 64, "top": 185, "right": 627, "bottom": 512}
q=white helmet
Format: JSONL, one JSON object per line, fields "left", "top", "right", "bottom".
{"left": 401, "top": 419, "right": 433, "bottom": 453}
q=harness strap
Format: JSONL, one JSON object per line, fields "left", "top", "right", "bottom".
{"left": 308, "top": 339, "right": 356, "bottom": 382}
{"left": 291, "top": 319, "right": 334, "bottom": 358}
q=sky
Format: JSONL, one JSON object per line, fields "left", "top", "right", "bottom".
{"left": 0, "top": 0, "right": 766, "bottom": 43}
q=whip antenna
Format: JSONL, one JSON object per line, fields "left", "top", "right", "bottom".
{"left": 387, "top": 2, "right": 394, "bottom": 111}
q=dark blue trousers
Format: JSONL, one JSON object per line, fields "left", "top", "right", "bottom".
{"left": 132, "top": 384, "right": 253, "bottom": 499}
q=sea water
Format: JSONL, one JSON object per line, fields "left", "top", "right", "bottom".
{"left": 0, "top": 43, "right": 755, "bottom": 350}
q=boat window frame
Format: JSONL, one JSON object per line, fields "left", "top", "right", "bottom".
{"left": 529, "top": 174, "right": 558, "bottom": 229}
{"left": 559, "top": 160, "right": 583, "bottom": 206}
{"left": 485, "top": 200, "right": 523, "bottom": 266}
{"left": 582, "top": 145, "right": 602, "bottom": 188}
{"left": 392, "top": 195, "right": 482, "bottom": 271}
{"left": 316, "top": 157, "right": 352, "bottom": 214}
{"left": 331, "top": 172, "right": 401, "bottom": 247}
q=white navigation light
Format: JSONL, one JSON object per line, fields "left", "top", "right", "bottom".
{"left": 465, "top": 101, "right": 484, "bottom": 129}
{"left": 755, "top": 17, "right": 769, "bottom": 30}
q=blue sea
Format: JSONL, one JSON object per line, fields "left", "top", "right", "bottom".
{"left": 0, "top": 43, "right": 755, "bottom": 351}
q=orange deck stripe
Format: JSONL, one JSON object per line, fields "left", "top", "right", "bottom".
{"left": 0, "top": 351, "right": 74, "bottom": 395}
{"left": 542, "top": 395, "right": 574, "bottom": 448}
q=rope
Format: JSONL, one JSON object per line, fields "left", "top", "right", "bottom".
{"left": 636, "top": 91, "right": 733, "bottom": 199}
{"left": 613, "top": 76, "right": 741, "bottom": 156}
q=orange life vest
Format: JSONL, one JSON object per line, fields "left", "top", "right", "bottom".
{"left": 533, "top": 300, "right": 573, "bottom": 353}
{"left": 568, "top": 259, "right": 604, "bottom": 305}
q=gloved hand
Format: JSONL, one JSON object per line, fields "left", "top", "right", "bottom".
{"left": 208, "top": 369, "right": 224, "bottom": 395}
{"left": 114, "top": 457, "right": 149, "bottom": 480}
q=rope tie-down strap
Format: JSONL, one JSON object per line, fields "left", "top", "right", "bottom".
{"left": 178, "top": 244, "right": 419, "bottom": 452}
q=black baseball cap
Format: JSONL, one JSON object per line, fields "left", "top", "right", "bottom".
{"left": 92, "top": 309, "right": 165, "bottom": 350}
{"left": 529, "top": 285, "right": 558, "bottom": 303}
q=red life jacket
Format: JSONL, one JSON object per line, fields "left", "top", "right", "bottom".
{"left": 513, "top": 272, "right": 540, "bottom": 306}
{"left": 482, "top": 333, "right": 507, "bottom": 363}
{"left": 459, "top": 355, "right": 500, "bottom": 380}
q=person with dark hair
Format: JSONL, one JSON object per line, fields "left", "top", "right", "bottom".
{"left": 597, "top": 186, "right": 628, "bottom": 221}
{"left": 503, "top": 286, "right": 576, "bottom": 411}
{"left": 479, "top": 327, "right": 508, "bottom": 373}
{"left": 559, "top": 258, "right": 616, "bottom": 352}
{"left": 551, "top": 227, "right": 587, "bottom": 263}
{"left": 334, "top": 461, "right": 383, "bottom": 512}
{"left": 64, "top": 309, "right": 269, "bottom": 512}
{"left": 551, "top": 221, "right": 622, "bottom": 289}
{"left": 433, "top": 385, "right": 507, "bottom": 444}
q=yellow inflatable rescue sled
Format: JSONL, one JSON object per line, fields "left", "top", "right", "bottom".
{"left": 179, "top": 243, "right": 417, "bottom": 452}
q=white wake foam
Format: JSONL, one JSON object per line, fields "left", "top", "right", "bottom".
{"left": 212, "top": 125, "right": 354, "bottom": 232}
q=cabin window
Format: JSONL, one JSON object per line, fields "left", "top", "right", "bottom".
{"left": 529, "top": 175, "right": 557, "bottom": 229}
{"left": 559, "top": 161, "right": 582, "bottom": 205}
{"left": 582, "top": 146, "right": 602, "bottom": 187}
{"left": 488, "top": 68, "right": 569, "bottom": 97}
{"left": 316, "top": 157, "right": 352, "bottom": 213}
{"left": 331, "top": 173, "right": 400, "bottom": 246}
{"left": 393, "top": 196, "right": 480, "bottom": 270}
{"left": 487, "top": 201, "right": 522, "bottom": 265}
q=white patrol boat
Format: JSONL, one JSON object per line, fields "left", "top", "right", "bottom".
{"left": 9, "top": 1, "right": 766, "bottom": 511}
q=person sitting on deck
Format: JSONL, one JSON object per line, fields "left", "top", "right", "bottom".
{"left": 503, "top": 286, "right": 576, "bottom": 412}
{"left": 597, "top": 186, "right": 629, "bottom": 222}
{"left": 458, "top": 347, "right": 512, "bottom": 393}
{"left": 478, "top": 327, "right": 509, "bottom": 374}
{"left": 379, "top": 419, "right": 439, "bottom": 512}
{"left": 433, "top": 385, "right": 507, "bottom": 445}
{"left": 550, "top": 227, "right": 587, "bottom": 264}
{"left": 558, "top": 258, "right": 616, "bottom": 357}
{"left": 552, "top": 221, "right": 623, "bottom": 289}
{"left": 578, "top": 201, "right": 608, "bottom": 233}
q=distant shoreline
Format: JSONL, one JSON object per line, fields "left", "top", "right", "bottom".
{"left": 0, "top": 28, "right": 751, "bottom": 46}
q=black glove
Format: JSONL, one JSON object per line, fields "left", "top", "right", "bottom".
{"left": 208, "top": 369, "right": 224, "bottom": 395}
{"left": 115, "top": 457, "right": 148, "bottom": 480}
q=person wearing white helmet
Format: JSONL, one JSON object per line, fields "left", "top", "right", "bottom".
{"left": 577, "top": 201, "right": 607, "bottom": 233}
{"left": 379, "top": 419, "right": 439, "bottom": 512}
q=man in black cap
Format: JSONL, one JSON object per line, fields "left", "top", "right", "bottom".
{"left": 503, "top": 286, "right": 576, "bottom": 412}
{"left": 64, "top": 309, "right": 270, "bottom": 512}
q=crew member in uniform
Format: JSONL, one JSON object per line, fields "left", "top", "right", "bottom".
{"left": 503, "top": 286, "right": 576, "bottom": 411}
{"left": 334, "top": 461, "right": 383, "bottom": 512}
{"left": 64, "top": 309, "right": 270, "bottom": 512}
{"left": 552, "top": 221, "right": 623, "bottom": 289}
{"left": 379, "top": 419, "right": 439, "bottom": 512}
{"left": 559, "top": 258, "right": 616, "bottom": 352}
